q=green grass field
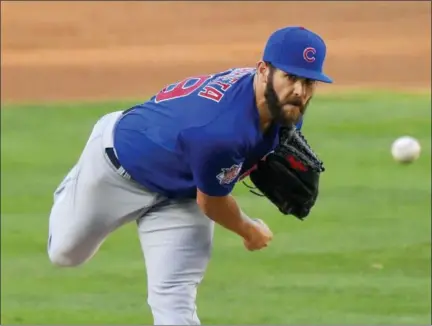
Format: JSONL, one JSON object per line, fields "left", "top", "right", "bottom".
{"left": 1, "top": 91, "right": 431, "bottom": 325}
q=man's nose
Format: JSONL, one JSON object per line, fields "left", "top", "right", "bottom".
{"left": 293, "top": 80, "right": 304, "bottom": 97}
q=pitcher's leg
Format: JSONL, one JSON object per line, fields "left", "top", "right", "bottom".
{"left": 48, "top": 111, "right": 160, "bottom": 267}
{"left": 47, "top": 161, "right": 101, "bottom": 267}
{"left": 138, "top": 200, "right": 214, "bottom": 325}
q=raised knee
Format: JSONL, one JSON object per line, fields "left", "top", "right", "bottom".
{"left": 48, "top": 247, "right": 85, "bottom": 267}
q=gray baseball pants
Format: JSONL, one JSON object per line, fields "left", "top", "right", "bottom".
{"left": 47, "top": 111, "right": 214, "bottom": 325}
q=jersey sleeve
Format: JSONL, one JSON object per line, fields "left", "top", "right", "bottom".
{"left": 181, "top": 127, "right": 245, "bottom": 197}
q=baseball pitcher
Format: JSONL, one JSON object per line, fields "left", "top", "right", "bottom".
{"left": 47, "top": 26, "right": 332, "bottom": 325}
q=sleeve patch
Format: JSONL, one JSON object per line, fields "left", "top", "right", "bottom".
{"left": 216, "top": 162, "right": 244, "bottom": 185}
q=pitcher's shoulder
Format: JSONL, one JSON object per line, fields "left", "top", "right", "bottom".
{"left": 188, "top": 67, "right": 256, "bottom": 105}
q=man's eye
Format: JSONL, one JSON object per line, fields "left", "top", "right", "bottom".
{"left": 287, "top": 74, "right": 315, "bottom": 86}
{"left": 286, "top": 74, "right": 298, "bottom": 82}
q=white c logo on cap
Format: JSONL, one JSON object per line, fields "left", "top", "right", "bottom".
{"left": 303, "top": 47, "right": 316, "bottom": 63}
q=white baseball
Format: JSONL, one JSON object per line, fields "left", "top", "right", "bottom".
{"left": 391, "top": 136, "right": 421, "bottom": 163}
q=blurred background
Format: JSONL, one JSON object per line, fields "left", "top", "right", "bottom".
{"left": 1, "top": 1, "right": 431, "bottom": 325}
{"left": 1, "top": 1, "right": 431, "bottom": 102}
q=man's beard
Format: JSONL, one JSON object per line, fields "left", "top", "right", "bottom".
{"left": 264, "top": 73, "right": 310, "bottom": 127}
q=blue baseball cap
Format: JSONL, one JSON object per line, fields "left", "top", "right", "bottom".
{"left": 263, "top": 26, "right": 333, "bottom": 83}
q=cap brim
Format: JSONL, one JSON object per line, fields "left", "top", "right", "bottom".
{"left": 273, "top": 63, "right": 333, "bottom": 83}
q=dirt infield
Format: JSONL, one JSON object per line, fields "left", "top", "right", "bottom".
{"left": 1, "top": 1, "right": 430, "bottom": 102}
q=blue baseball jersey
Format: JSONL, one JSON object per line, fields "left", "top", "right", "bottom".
{"left": 113, "top": 67, "right": 303, "bottom": 199}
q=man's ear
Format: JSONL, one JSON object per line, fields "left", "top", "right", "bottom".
{"left": 256, "top": 61, "right": 270, "bottom": 83}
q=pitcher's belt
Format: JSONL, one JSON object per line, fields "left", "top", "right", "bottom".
{"left": 104, "top": 147, "right": 133, "bottom": 180}
{"left": 104, "top": 108, "right": 137, "bottom": 180}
